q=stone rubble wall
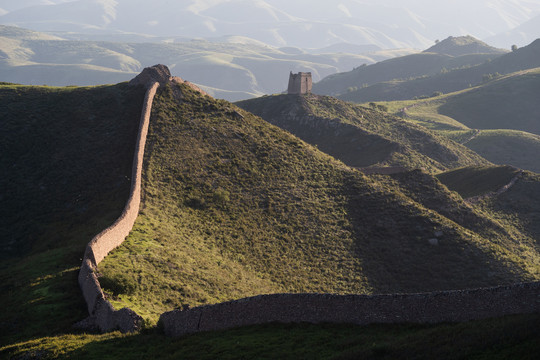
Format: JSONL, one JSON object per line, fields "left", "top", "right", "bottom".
{"left": 159, "top": 281, "right": 540, "bottom": 337}
{"left": 77, "top": 80, "right": 160, "bottom": 333}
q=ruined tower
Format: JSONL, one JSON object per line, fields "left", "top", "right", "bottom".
{"left": 287, "top": 71, "right": 312, "bottom": 95}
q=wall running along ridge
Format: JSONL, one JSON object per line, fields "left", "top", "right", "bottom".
{"left": 76, "top": 80, "right": 160, "bottom": 333}
{"left": 159, "top": 282, "right": 540, "bottom": 337}
{"left": 75, "top": 65, "right": 539, "bottom": 336}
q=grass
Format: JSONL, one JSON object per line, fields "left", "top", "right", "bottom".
{"left": 1, "top": 81, "right": 539, "bottom": 357}
{"left": 379, "top": 69, "right": 540, "bottom": 173}
{"left": 98, "top": 83, "right": 538, "bottom": 325}
{"left": 438, "top": 69, "right": 540, "bottom": 135}
{"left": 0, "top": 82, "right": 146, "bottom": 343}
{"left": 2, "top": 313, "right": 539, "bottom": 359}
{"left": 237, "top": 94, "right": 488, "bottom": 173}
{"left": 436, "top": 166, "right": 520, "bottom": 199}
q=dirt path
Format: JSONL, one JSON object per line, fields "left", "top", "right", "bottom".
{"left": 461, "top": 129, "right": 481, "bottom": 145}
{"left": 466, "top": 170, "right": 523, "bottom": 204}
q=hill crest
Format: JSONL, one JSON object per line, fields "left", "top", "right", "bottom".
{"left": 424, "top": 35, "right": 508, "bottom": 56}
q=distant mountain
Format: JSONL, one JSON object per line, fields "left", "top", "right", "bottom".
{"left": 2, "top": 0, "right": 540, "bottom": 49}
{"left": 338, "top": 38, "right": 540, "bottom": 103}
{"left": 0, "top": 25, "right": 416, "bottom": 101}
{"left": 313, "top": 36, "right": 505, "bottom": 96}
{"left": 237, "top": 93, "right": 489, "bottom": 173}
{"left": 424, "top": 35, "right": 507, "bottom": 56}
{"left": 487, "top": 14, "right": 540, "bottom": 48}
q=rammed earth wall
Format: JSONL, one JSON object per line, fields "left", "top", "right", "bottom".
{"left": 159, "top": 282, "right": 540, "bottom": 337}
{"left": 77, "top": 80, "right": 160, "bottom": 332}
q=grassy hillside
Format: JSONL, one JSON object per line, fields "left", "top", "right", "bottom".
{"left": 382, "top": 69, "right": 540, "bottom": 173}
{"left": 96, "top": 83, "right": 539, "bottom": 325}
{"left": 443, "top": 129, "right": 540, "bottom": 173}
{"left": 339, "top": 38, "right": 540, "bottom": 103}
{"left": 3, "top": 314, "right": 539, "bottom": 360}
{"left": 237, "top": 94, "right": 489, "bottom": 173}
{"left": 0, "top": 83, "right": 146, "bottom": 341}
{"left": 437, "top": 69, "right": 540, "bottom": 135}
{"left": 437, "top": 166, "right": 540, "bottom": 247}
{"left": 1, "top": 80, "right": 538, "bottom": 358}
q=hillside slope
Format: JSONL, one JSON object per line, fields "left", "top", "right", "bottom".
{"left": 437, "top": 166, "right": 540, "bottom": 246}
{"left": 0, "top": 82, "right": 146, "bottom": 341}
{"left": 1, "top": 78, "right": 539, "bottom": 357}
{"left": 97, "top": 82, "right": 537, "bottom": 323}
{"left": 392, "top": 68, "right": 540, "bottom": 173}
{"left": 313, "top": 36, "right": 504, "bottom": 97}
{"left": 339, "top": 38, "right": 540, "bottom": 103}
{"left": 237, "top": 94, "right": 489, "bottom": 173}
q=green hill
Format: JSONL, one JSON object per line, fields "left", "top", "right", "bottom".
{"left": 237, "top": 94, "right": 489, "bottom": 173}
{"left": 338, "top": 38, "right": 540, "bottom": 103}
{"left": 388, "top": 68, "right": 540, "bottom": 173}
{"left": 437, "top": 166, "right": 540, "bottom": 246}
{"left": 443, "top": 129, "right": 540, "bottom": 173}
{"left": 97, "top": 83, "right": 539, "bottom": 324}
{"left": 313, "top": 36, "right": 503, "bottom": 97}
{"left": 1, "top": 80, "right": 538, "bottom": 357}
{"left": 437, "top": 69, "right": 540, "bottom": 135}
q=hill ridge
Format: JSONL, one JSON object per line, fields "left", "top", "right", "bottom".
{"left": 65, "top": 66, "right": 538, "bottom": 336}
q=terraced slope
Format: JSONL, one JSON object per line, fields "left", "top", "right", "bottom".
{"left": 237, "top": 94, "right": 489, "bottom": 173}
{"left": 98, "top": 82, "right": 538, "bottom": 324}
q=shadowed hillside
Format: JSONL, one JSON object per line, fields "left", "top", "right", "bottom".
{"left": 0, "top": 82, "right": 146, "bottom": 341}
{"left": 437, "top": 166, "right": 540, "bottom": 248}
{"left": 237, "top": 94, "right": 489, "bottom": 173}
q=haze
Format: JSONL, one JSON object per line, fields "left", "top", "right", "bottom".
{"left": 2, "top": 0, "right": 540, "bottom": 48}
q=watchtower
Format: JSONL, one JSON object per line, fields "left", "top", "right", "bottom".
{"left": 287, "top": 71, "right": 312, "bottom": 95}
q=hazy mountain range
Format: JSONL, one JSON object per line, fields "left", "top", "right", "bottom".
{"left": 1, "top": 0, "right": 540, "bottom": 49}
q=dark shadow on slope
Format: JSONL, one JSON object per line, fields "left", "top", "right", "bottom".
{"left": 341, "top": 170, "right": 528, "bottom": 293}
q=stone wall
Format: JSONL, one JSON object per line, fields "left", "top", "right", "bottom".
{"left": 159, "top": 282, "right": 540, "bottom": 337}
{"left": 76, "top": 80, "right": 160, "bottom": 333}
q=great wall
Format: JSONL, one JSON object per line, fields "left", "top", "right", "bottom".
{"left": 77, "top": 65, "right": 540, "bottom": 335}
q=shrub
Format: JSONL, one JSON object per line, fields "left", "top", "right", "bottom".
{"left": 100, "top": 273, "right": 137, "bottom": 295}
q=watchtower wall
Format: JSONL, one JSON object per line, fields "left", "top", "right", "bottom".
{"left": 287, "top": 72, "right": 312, "bottom": 94}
